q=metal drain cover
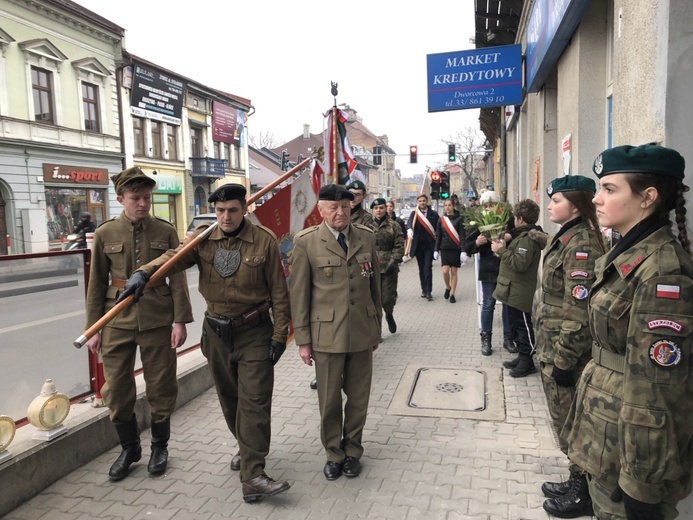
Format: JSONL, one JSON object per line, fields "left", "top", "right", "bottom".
{"left": 408, "top": 367, "right": 485, "bottom": 411}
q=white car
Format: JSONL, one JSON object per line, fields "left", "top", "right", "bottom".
{"left": 185, "top": 213, "right": 216, "bottom": 238}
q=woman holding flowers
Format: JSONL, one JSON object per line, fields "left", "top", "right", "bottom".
{"left": 434, "top": 199, "right": 466, "bottom": 303}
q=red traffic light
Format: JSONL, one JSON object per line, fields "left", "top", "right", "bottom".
{"left": 409, "top": 145, "right": 418, "bottom": 164}
{"left": 410, "top": 145, "right": 418, "bottom": 153}
{"left": 430, "top": 171, "right": 441, "bottom": 182}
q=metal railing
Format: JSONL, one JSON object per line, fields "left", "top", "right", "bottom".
{"left": 189, "top": 157, "right": 226, "bottom": 177}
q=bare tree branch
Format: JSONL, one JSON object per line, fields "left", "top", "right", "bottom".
{"left": 442, "top": 126, "right": 487, "bottom": 198}
{"left": 249, "top": 130, "right": 278, "bottom": 149}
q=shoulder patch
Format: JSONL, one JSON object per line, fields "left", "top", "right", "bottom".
{"left": 647, "top": 319, "right": 684, "bottom": 333}
{"left": 575, "top": 252, "right": 589, "bottom": 260}
{"left": 571, "top": 285, "right": 589, "bottom": 300}
{"left": 569, "top": 270, "right": 590, "bottom": 279}
{"left": 517, "top": 247, "right": 527, "bottom": 255}
{"left": 656, "top": 284, "right": 680, "bottom": 300}
{"left": 649, "top": 339, "right": 682, "bottom": 368}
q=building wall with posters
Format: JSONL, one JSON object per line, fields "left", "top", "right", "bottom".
{"left": 0, "top": 0, "right": 124, "bottom": 254}
{"left": 501, "top": 0, "right": 692, "bottom": 230}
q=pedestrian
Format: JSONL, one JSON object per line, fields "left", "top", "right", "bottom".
{"left": 370, "top": 197, "right": 404, "bottom": 334}
{"left": 386, "top": 200, "right": 407, "bottom": 239}
{"left": 434, "top": 198, "right": 467, "bottom": 303}
{"left": 73, "top": 211, "right": 96, "bottom": 236}
{"left": 464, "top": 190, "right": 514, "bottom": 356}
{"left": 563, "top": 144, "right": 693, "bottom": 520}
{"left": 407, "top": 193, "right": 440, "bottom": 300}
{"left": 346, "top": 180, "right": 374, "bottom": 227}
{"left": 84, "top": 167, "right": 193, "bottom": 482}
{"left": 534, "top": 175, "right": 606, "bottom": 518}
{"left": 116, "top": 183, "right": 292, "bottom": 503}
{"left": 492, "top": 199, "right": 548, "bottom": 377}
{"left": 290, "top": 184, "right": 382, "bottom": 481}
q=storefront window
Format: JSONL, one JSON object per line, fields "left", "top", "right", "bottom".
{"left": 45, "top": 187, "right": 106, "bottom": 243}
{"left": 151, "top": 194, "right": 177, "bottom": 229}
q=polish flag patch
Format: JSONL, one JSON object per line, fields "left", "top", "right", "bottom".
{"left": 656, "top": 284, "right": 680, "bottom": 300}
{"left": 575, "top": 252, "right": 589, "bottom": 260}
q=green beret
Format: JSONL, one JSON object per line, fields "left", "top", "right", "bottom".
{"left": 319, "top": 184, "right": 354, "bottom": 201}
{"left": 110, "top": 167, "right": 156, "bottom": 193}
{"left": 593, "top": 143, "right": 685, "bottom": 180}
{"left": 346, "top": 180, "right": 367, "bottom": 193}
{"left": 208, "top": 183, "right": 246, "bottom": 203}
{"left": 546, "top": 175, "right": 596, "bottom": 196}
{"left": 370, "top": 197, "right": 387, "bottom": 209}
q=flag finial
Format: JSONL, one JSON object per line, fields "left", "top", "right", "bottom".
{"left": 331, "top": 81, "right": 338, "bottom": 105}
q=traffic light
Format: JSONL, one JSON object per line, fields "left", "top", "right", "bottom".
{"left": 280, "top": 150, "right": 290, "bottom": 171}
{"left": 448, "top": 144, "right": 456, "bottom": 162}
{"left": 430, "top": 170, "right": 441, "bottom": 200}
{"left": 373, "top": 145, "right": 382, "bottom": 166}
{"left": 440, "top": 170, "right": 450, "bottom": 199}
{"left": 410, "top": 145, "right": 418, "bottom": 164}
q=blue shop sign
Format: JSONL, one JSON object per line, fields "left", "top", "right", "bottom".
{"left": 526, "top": 0, "right": 590, "bottom": 93}
{"left": 426, "top": 44, "right": 523, "bottom": 113}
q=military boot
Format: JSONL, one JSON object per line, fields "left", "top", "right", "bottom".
{"left": 109, "top": 415, "right": 141, "bottom": 481}
{"left": 385, "top": 312, "right": 397, "bottom": 333}
{"left": 509, "top": 353, "right": 537, "bottom": 378}
{"left": 502, "top": 355, "right": 521, "bottom": 369}
{"left": 148, "top": 419, "right": 170, "bottom": 475}
{"left": 542, "top": 472, "right": 579, "bottom": 498}
{"left": 480, "top": 332, "right": 492, "bottom": 356}
{"left": 503, "top": 333, "right": 518, "bottom": 353}
{"left": 542, "top": 473, "right": 593, "bottom": 518}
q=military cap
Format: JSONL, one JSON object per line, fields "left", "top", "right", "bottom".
{"left": 370, "top": 197, "right": 387, "bottom": 209}
{"left": 592, "top": 143, "right": 685, "bottom": 180}
{"left": 546, "top": 175, "right": 596, "bottom": 196}
{"left": 318, "top": 184, "right": 354, "bottom": 201}
{"left": 110, "top": 167, "right": 156, "bottom": 193}
{"left": 346, "top": 180, "right": 367, "bottom": 193}
{"left": 208, "top": 183, "right": 247, "bottom": 203}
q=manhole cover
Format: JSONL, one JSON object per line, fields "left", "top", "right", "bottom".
{"left": 408, "top": 367, "right": 485, "bottom": 411}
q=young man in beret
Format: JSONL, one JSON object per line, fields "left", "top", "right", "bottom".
{"left": 85, "top": 167, "right": 193, "bottom": 481}
{"left": 346, "top": 180, "right": 374, "bottom": 227}
{"left": 290, "top": 184, "right": 382, "bottom": 481}
{"left": 116, "top": 183, "right": 291, "bottom": 502}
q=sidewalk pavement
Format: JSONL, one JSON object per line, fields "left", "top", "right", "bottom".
{"left": 3, "top": 256, "right": 683, "bottom": 520}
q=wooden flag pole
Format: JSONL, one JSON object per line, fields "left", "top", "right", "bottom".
{"left": 331, "top": 106, "right": 338, "bottom": 184}
{"left": 73, "top": 158, "right": 311, "bottom": 349}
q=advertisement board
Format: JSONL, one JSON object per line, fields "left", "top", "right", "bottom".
{"left": 130, "top": 62, "right": 184, "bottom": 125}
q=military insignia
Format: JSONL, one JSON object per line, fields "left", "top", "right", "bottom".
{"left": 571, "top": 285, "right": 589, "bottom": 300}
{"left": 547, "top": 183, "right": 554, "bottom": 195}
{"left": 575, "top": 252, "right": 589, "bottom": 260}
{"left": 323, "top": 266, "right": 333, "bottom": 278}
{"left": 213, "top": 249, "right": 241, "bottom": 277}
{"left": 360, "top": 261, "right": 373, "bottom": 277}
{"left": 293, "top": 189, "right": 308, "bottom": 216}
{"left": 594, "top": 154, "right": 603, "bottom": 175}
{"left": 649, "top": 339, "right": 682, "bottom": 368}
{"left": 517, "top": 247, "right": 527, "bottom": 255}
{"left": 656, "top": 284, "right": 680, "bottom": 300}
{"left": 570, "top": 270, "right": 589, "bottom": 278}
{"left": 619, "top": 256, "right": 643, "bottom": 276}
{"left": 647, "top": 319, "right": 683, "bottom": 333}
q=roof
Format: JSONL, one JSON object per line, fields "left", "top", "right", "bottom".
{"left": 45, "top": 0, "right": 125, "bottom": 36}
{"left": 248, "top": 147, "right": 285, "bottom": 188}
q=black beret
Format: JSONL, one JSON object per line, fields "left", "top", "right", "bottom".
{"left": 593, "top": 143, "right": 685, "bottom": 180}
{"left": 111, "top": 167, "right": 156, "bottom": 193}
{"left": 370, "top": 197, "right": 387, "bottom": 209}
{"left": 318, "top": 184, "right": 354, "bottom": 201}
{"left": 208, "top": 183, "right": 247, "bottom": 203}
{"left": 546, "top": 175, "right": 596, "bottom": 196}
{"left": 346, "top": 180, "right": 367, "bottom": 193}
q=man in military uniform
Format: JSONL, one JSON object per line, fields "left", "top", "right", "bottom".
{"left": 370, "top": 197, "right": 404, "bottom": 334}
{"left": 290, "top": 184, "right": 382, "bottom": 481}
{"left": 117, "top": 184, "right": 291, "bottom": 503}
{"left": 346, "top": 180, "right": 374, "bottom": 227}
{"left": 84, "top": 167, "right": 193, "bottom": 482}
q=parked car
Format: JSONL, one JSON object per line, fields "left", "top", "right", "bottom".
{"left": 185, "top": 213, "right": 216, "bottom": 238}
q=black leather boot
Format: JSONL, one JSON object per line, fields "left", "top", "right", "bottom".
{"left": 385, "top": 312, "right": 397, "bottom": 333}
{"left": 542, "top": 472, "right": 578, "bottom": 498}
{"left": 109, "top": 415, "right": 141, "bottom": 481}
{"left": 480, "top": 332, "right": 492, "bottom": 356}
{"left": 502, "top": 355, "right": 521, "bottom": 369}
{"left": 542, "top": 473, "right": 593, "bottom": 518}
{"left": 509, "top": 353, "right": 537, "bottom": 378}
{"left": 148, "top": 419, "right": 170, "bottom": 475}
{"left": 503, "top": 334, "right": 518, "bottom": 353}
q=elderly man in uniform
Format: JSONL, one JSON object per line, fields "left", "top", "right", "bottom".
{"left": 84, "top": 167, "right": 193, "bottom": 481}
{"left": 346, "top": 180, "right": 374, "bottom": 227}
{"left": 117, "top": 183, "right": 291, "bottom": 503}
{"left": 290, "top": 184, "right": 382, "bottom": 481}
{"left": 370, "top": 197, "right": 404, "bottom": 335}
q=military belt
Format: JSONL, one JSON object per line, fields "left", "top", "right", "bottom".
{"left": 111, "top": 277, "right": 166, "bottom": 288}
{"left": 208, "top": 300, "right": 273, "bottom": 329}
{"left": 592, "top": 342, "right": 625, "bottom": 374}
{"left": 542, "top": 292, "right": 564, "bottom": 307}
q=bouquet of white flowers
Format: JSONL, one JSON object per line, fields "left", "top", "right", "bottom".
{"left": 465, "top": 203, "right": 513, "bottom": 239}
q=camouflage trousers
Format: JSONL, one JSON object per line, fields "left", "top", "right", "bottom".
{"left": 380, "top": 271, "right": 398, "bottom": 315}
{"left": 588, "top": 475, "right": 680, "bottom": 520}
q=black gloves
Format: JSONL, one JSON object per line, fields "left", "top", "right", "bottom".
{"left": 115, "top": 271, "right": 150, "bottom": 304}
{"left": 269, "top": 340, "right": 286, "bottom": 365}
{"left": 611, "top": 486, "right": 663, "bottom": 520}
{"left": 551, "top": 365, "right": 574, "bottom": 387}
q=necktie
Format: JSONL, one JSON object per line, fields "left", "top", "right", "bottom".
{"left": 337, "top": 232, "right": 348, "bottom": 254}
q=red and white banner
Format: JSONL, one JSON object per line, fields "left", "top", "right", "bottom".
{"left": 324, "top": 108, "right": 357, "bottom": 185}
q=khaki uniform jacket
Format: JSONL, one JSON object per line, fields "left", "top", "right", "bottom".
{"left": 138, "top": 218, "right": 290, "bottom": 344}
{"left": 290, "top": 222, "right": 382, "bottom": 352}
{"left": 370, "top": 216, "right": 404, "bottom": 274}
{"left": 85, "top": 212, "right": 193, "bottom": 330}
{"left": 565, "top": 227, "right": 693, "bottom": 504}
{"left": 535, "top": 221, "right": 605, "bottom": 369}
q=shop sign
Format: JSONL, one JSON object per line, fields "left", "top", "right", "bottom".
{"left": 153, "top": 175, "right": 182, "bottom": 194}
{"left": 426, "top": 44, "right": 523, "bottom": 112}
{"left": 130, "top": 62, "right": 184, "bottom": 125}
{"left": 43, "top": 164, "right": 109, "bottom": 185}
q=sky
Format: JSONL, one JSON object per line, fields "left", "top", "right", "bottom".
{"left": 76, "top": 0, "right": 482, "bottom": 179}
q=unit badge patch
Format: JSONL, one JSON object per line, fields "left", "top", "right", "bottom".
{"left": 575, "top": 252, "right": 589, "bottom": 260}
{"left": 571, "top": 285, "right": 589, "bottom": 300}
{"left": 570, "top": 270, "right": 589, "bottom": 279}
{"left": 213, "top": 249, "right": 241, "bottom": 278}
{"left": 647, "top": 319, "right": 684, "bottom": 333}
{"left": 656, "top": 284, "right": 680, "bottom": 300}
{"left": 649, "top": 339, "right": 682, "bottom": 368}
{"left": 517, "top": 247, "right": 527, "bottom": 255}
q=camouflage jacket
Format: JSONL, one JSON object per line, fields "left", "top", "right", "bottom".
{"left": 351, "top": 206, "right": 374, "bottom": 227}
{"left": 370, "top": 216, "right": 404, "bottom": 274}
{"left": 535, "top": 221, "right": 605, "bottom": 368}
{"left": 565, "top": 226, "right": 693, "bottom": 504}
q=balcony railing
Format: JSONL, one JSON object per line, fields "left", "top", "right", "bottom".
{"left": 190, "top": 157, "right": 227, "bottom": 178}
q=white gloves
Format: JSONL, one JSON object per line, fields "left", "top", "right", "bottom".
{"left": 433, "top": 251, "right": 439, "bottom": 261}
{"left": 460, "top": 252, "right": 468, "bottom": 265}
{"left": 407, "top": 229, "right": 414, "bottom": 239}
